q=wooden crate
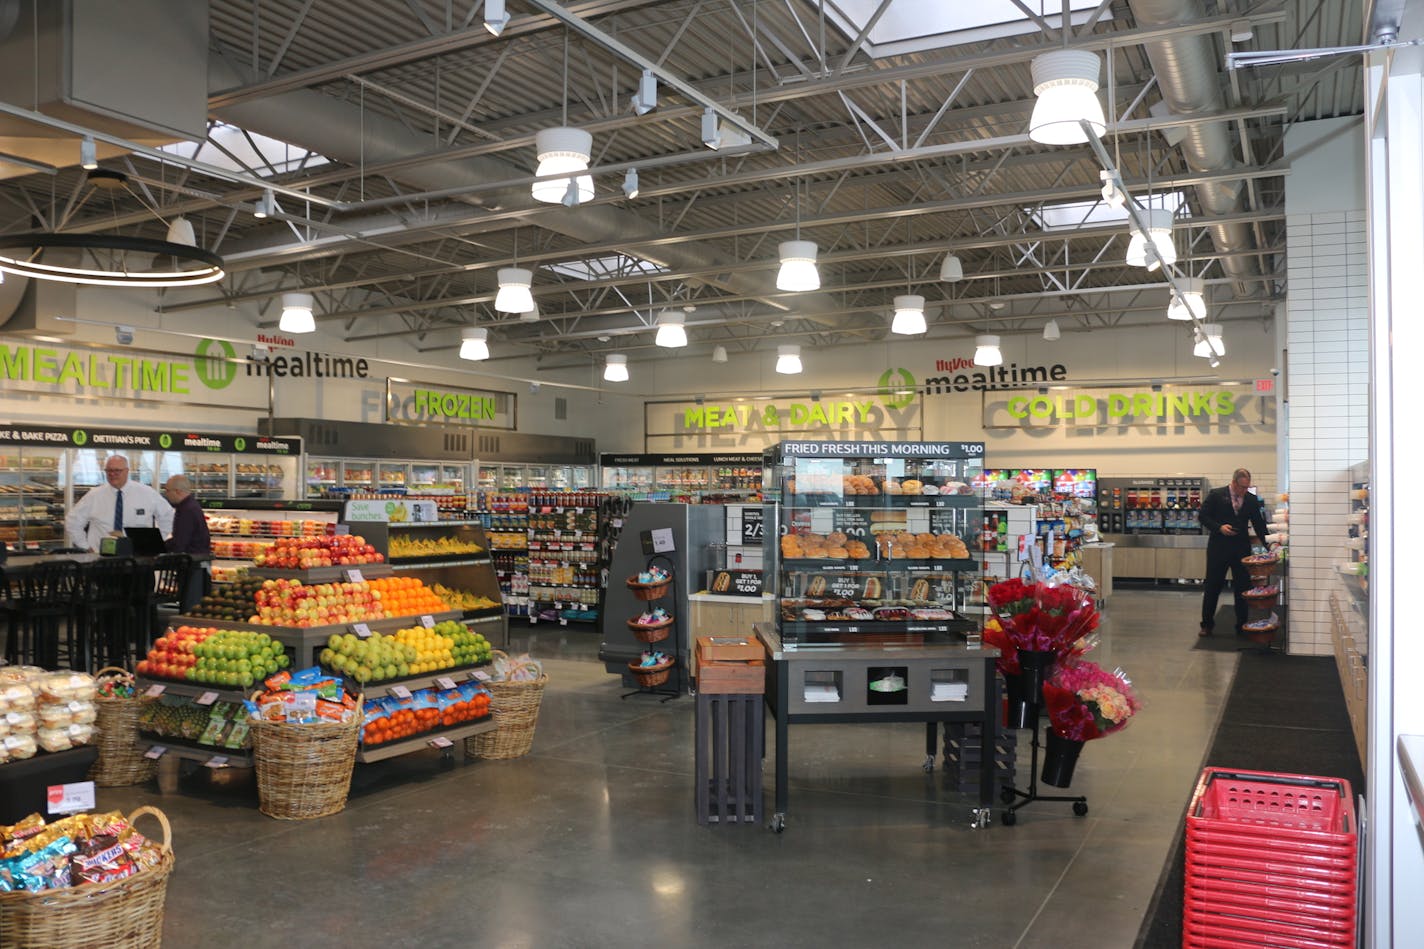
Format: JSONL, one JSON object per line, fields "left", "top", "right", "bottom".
{"left": 697, "top": 659, "right": 766, "bottom": 694}
{"left": 696, "top": 635, "right": 765, "bottom": 662}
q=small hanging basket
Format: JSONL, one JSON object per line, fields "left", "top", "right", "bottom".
{"left": 626, "top": 576, "right": 672, "bottom": 601}
{"left": 627, "top": 616, "right": 674, "bottom": 643}
{"left": 627, "top": 657, "right": 675, "bottom": 688}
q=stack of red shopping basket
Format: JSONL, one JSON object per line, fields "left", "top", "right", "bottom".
{"left": 1184, "top": 768, "right": 1358, "bottom": 948}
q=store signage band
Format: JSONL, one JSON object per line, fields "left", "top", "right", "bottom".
{"left": 983, "top": 387, "right": 1268, "bottom": 429}
{"left": 600, "top": 453, "right": 763, "bottom": 466}
{"left": 0, "top": 423, "right": 300, "bottom": 454}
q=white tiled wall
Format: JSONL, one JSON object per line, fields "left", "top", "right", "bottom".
{"left": 1285, "top": 210, "right": 1370, "bottom": 655}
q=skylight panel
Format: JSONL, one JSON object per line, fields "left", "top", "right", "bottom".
{"left": 542, "top": 253, "right": 667, "bottom": 281}
{"left": 161, "top": 122, "right": 330, "bottom": 178}
{"left": 1030, "top": 191, "right": 1190, "bottom": 232}
{"left": 824, "top": 0, "right": 1109, "bottom": 59}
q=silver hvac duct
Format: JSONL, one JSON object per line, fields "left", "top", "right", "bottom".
{"left": 1127, "top": 0, "right": 1262, "bottom": 295}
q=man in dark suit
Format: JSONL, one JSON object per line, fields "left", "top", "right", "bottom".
{"left": 1199, "top": 468, "right": 1271, "bottom": 636}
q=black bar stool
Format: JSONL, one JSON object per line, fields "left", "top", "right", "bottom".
{"left": 135, "top": 553, "right": 192, "bottom": 656}
{"left": 77, "top": 556, "right": 137, "bottom": 671}
{"left": 15, "top": 560, "right": 81, "bottom": 669}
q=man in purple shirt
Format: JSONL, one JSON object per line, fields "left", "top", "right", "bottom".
{"left": 163, "top": 475, "right": 212, "bottom": 610}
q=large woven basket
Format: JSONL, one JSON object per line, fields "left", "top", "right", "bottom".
{"left": 0, "top": 806, "right": 174, "bottom": 949}
{"left": 250, "top": 707, "right": 360, "bottom": 821}
{"left": 89, "top": 667, "right": 156, "bottom": 788}
{"left": 465, "top": 650, "right": 549, "bottom": 760}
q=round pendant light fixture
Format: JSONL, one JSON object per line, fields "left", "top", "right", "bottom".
{"left": 1125, "top": 209, "right": 1177, "bottom": 270}
{"left": 495, "top": 267, "right": 535, "bottom": 314}
{"left": 973, "top": 334, "right": 1003, "bottom": 367}
{"left": 460, "top": 326, "right": 490, "bottom": 361}
{"left": 890, "top": 295, "right": 927, "bottom": 335}
{"left": 776, "top": 240, "right": 820, "bottom": 292}
{"left": 532, "top": 127, "right": 594, "bottom": 205}
{"left": 1167, "top": 277, "right": 1207, "bottom": 321}
{"left": 655, "top": 311, "right": 688, "bottom": 348}
{"left": 279, "top": 293, "right": 316, "bottom": 334}
{"left": 775, "top": 344, "right": 803, "bottom": 374}
{"left": 603, "top": 353, "right": 629, "bottom": 382}
{"left": 1028, "top": 49, "right": 1106, "bottom": 145}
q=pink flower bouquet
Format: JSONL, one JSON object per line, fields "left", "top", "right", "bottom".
{"left": 1041, "top": 661, "right": 1142, "bottom": 742}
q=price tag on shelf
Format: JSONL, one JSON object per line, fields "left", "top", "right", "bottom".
{"left": 612, "top": 518, "right": 623, "bottom": 528}
{"left": 346, "top": 568, "right": 365, "bottom": 583}
{"left": 204, "top": 756, "right": 229, "bottom": 769}
{"left": 143, "top": 746, "right": 167, "bottom": 759}
{"left": 352, "top": 623, "right": 372, "bottom": 639}
{"left": 145, "top": 683, "right": 166, "bottom": 698}
{"left": 195, "top": 691, "right": 220, "bottom": 707}
{"left": 46, "top": 781, "right": 96, "bottom": 816}
{"left": 390, "top": 685, "right": 412, "bottom": 699}
{"left": 420, "top": 614, "right": 436, "bottom": 628}
{"left": 428, "top": 736, "right": 454, "bottom": 749}
{"left": 435, "top": 676, "right": 458, "bottom": 691}
{"left": 559, "top": 617, "right": 568, "bottom": 626}
{"left": 335, "top": 524, "right": 351, "bottom": 535}
{"left": 470, "top": 670, "right": 492, "bottom": 682}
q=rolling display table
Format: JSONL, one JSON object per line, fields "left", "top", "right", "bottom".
{"left": 754, "top": 623, "right": 999, "bottom": 832}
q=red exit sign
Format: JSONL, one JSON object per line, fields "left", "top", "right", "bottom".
{"left": 1255, "top": 378, "right": 1275, "bottom": 393}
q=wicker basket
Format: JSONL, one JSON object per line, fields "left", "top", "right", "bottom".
{"left": 465, "top": 650, "right": 549, "bottom": 760}
{"left": 89, "top": 667, "right": 156, "bottom": 788}
{"left": 0, "top": 805, "right": 174, "bottom": 949}
{"left": 626, "top": 576, "right": 671, "bottom": 601}
{"left": 250, "top": 706, "right": 360, "bottom": 821}
{"left": 627, "top": 657, "right": 675, "bottom": 688}
{"left": 627, "top": 616, "right": 673, "bottom": 643}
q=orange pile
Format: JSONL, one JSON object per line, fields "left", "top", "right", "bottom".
{"left": 367, "top": 576, "right": 448, "bottom": 618}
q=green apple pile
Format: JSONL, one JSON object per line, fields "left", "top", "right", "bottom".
{"left": 439, "top": 621, "right": 494, "bottom": 665}
{"left": 188, "top": 630, "right": 290, "bottom": 688}
{"left": 320, "top": 631, "right": 417, "bottom": 685}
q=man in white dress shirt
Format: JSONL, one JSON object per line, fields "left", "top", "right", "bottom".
{"left": 65, "top": 454, "right": 174, "bottom": 551}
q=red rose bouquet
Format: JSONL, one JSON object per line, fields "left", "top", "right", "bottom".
{"left": 986, "top": 577, "right": 1101, "bottom": 655}
{"left": 1041, "top": 661, "right": 1142, "bottom": 742}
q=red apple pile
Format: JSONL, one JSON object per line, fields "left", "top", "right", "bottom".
{"left": 137, "top": 625, "right": 217, "bottom": 680}
{"left": 249, "top": 578, "right": 389, "bottom": 627}
{"left": 252, "top": 534, "right": 386, "bottom": 569}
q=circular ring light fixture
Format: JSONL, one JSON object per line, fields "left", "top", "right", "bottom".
{"left": 0, "top": 233, "right": 225, "bottom": 288}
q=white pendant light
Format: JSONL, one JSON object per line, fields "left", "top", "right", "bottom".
{"left": 1043, "top": 318, "right": 1061, "bottom": 341}
{"left": 711, "top": 345, "right": 728, "bottom": 363}
{"left": 80, "top": 136, "right": 98, "bottom": 171}
{"left": 460, "top": 326, "right": 490, "bottom": 361}
{"left": 1125, "top": 208, "right": 1177, "bottom": 269}
{"left": 1167, "top": 277, "right": 1207, "bottom": 321}
{"left": 939, "top": 254, "right": 964, "bottom": 282}
{"left": 254, "top": 190, "right": 276, "bottom": 219}
{"left": 973, "top": 334, "right": 1003, "bottom": 367}
{"left": 622, "top": 168, "right": 639, "bottom": 200}
{"left": 776, "top": 240, "right": 820, "bottom": 292}
{"left": 532, "top": 128, "right": 594, "bottom": 205}
{"left": 1028, "top": 50, "right": 1106, "bottom": 145}
{"left": 775, "top": 344, "right": 802, "bottom": 374}
{"left": 279, "top": 293, "right": 315, "bottom": 334}
{"left": 495, "top": 267, "right": 535, "bottom": 313}
{"left": 603, "top": 353, "right": 629, "bottom": 382}
{"left": 655, "top": 311, "right": 688, "bottom": 348}
{"left": 165, "top": 216, "right": 196, "bottom": 247}
{"left": 1194, "top": 323, "right": 1225, "bottom": 358}
{"left": 890, "top": 295, "right": 927, "bottom": 335}
{"left": 483, "top": 0, "right": 509, "bottom": 35}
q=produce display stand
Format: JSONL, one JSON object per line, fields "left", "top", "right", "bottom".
{"left": 755, "top": 622, "right": 999, "bottom": 832}
{"left": 132, "top": 678, "right": 255, "bottom": 768}
{"left": 163, "top": 608, "right": 465, "bottom": 668}
{"left": 357, "top": 717, "right": 496, "bottom": 764}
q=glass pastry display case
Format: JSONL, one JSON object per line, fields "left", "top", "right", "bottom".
{"left": 762, "top": 441, "right": 986, "bottom": 649}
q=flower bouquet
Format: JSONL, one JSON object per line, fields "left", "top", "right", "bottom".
{"left": 986, "top": 577, "right": 1102, "bottom": 726}
{"left": 1038, "top": 661, "right": 1142, "bottom": 787}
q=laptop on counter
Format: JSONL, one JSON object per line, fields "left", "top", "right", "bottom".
{"left": 125, "top": 527, "right": 168, "bottom": 557}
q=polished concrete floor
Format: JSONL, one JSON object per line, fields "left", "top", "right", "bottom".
{"left": 90, "top": 588, "right": 1235, "bottom": 948}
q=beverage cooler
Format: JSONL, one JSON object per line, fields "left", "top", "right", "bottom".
{"left": 306, "top": 457, "right": 472, "bottom": 498}
{"left": 476, "top": 462, "right": 595, "bottom": 493}
{"left": 0, "top": 424, "right": 301, "bottom": 549}
{"left": 598, "top": 453, "right": 763, "bottom": 503}
{"left": 1097, "top": 477, "right": 1207, "bottom": 536}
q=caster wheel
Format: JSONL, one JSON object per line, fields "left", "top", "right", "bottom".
{"left": 922, "top": 755, "right": 935, "bottom": 773}
{"left": 999, "top": 787, "right": 1016, "bottom": 804}
{"left": 1073, "top": 801, "right": 1089, "bottom": 817}
{"left": 769, "top": 813, "right": 786, "bottom": 833}
{"left": 1001, "top": 810, "right": 1017, "bottom": 826}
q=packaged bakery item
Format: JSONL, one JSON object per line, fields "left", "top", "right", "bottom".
{"left": 0, "top": 682, "right": 35, "bottom": 713}
{"left": 4, "top": 708, "right": 36, "bottom": 734}
{"left": 3, "top": 732, "right": 37, "bottom": 760}
{"left": 37, "top": 672, "right": 96, "bottom": 703}
{"left": 36, "top": 726, "right": 74, "bottom": 753}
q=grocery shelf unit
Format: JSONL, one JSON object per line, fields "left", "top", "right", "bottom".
{"left": 468, "top": 493, "right": 530, "bottom": 618}
{"left": 0, "top": 446, "right": 63, "bottom": 546}
{"left": 1331, "top": 462, "right": 1369, "bottom": 765}
{"left": 758, "top": 440, "right": 996, "bottom": 831}
{"left": 524, "top": 495, "right": 614, "bottom": 623}
{"left": 132, "top": 679, "right": 257, "bottom": 768}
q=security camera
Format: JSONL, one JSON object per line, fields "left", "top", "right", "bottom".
{"left": 1270, "top": 367, "right": 1280, "bottom": 376}
{"left": 529, "top": 382, "right": 540, "bottom": 394}
{"left": 114, "top": 325, "right": 135, "bottom": 346}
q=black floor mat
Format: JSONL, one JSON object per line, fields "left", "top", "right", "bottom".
{"left": 1134, "top": 652, "right": 1364, "bottom": 948}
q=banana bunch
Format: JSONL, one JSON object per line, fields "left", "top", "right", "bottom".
{"left": 389, "top": 536, "right": 485, "bottom": 557}
{"left": 431, "top": 583, "right": 500, "bottom": 611}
